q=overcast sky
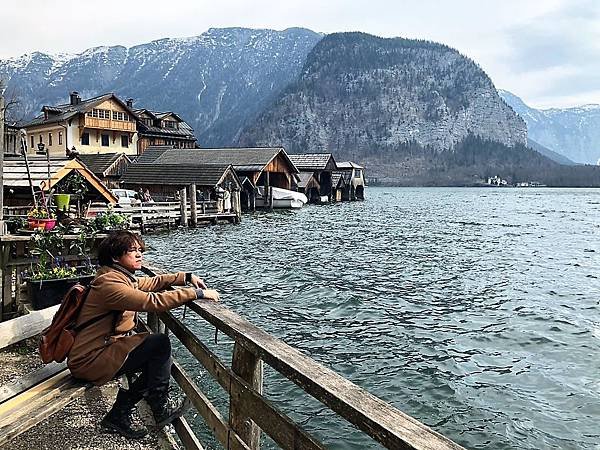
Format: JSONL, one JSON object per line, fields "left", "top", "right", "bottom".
{"left": 2, "top": 0, "right": 599, "bottom": 109}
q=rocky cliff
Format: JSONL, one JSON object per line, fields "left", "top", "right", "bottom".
{"left": 238, "top": 32, "right": 527, "bottom": 155}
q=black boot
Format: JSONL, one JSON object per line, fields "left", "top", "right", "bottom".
{"left": 100, "top": 387, "right": 148, "bottom": 439}
{"left": 145, "top": 386, "right": 189, "bottom": 428}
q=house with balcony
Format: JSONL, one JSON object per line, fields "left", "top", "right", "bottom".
{"left": 132, "top": 104, "right": 197, "bottom": 154}
{"left": 22, "top": 92, "right": 138, "bottom": 157}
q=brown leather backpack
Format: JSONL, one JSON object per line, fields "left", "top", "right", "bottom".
{"left": 39, "top": 283, "right": 111, "bottom": 364}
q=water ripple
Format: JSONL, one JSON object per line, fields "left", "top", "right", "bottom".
{"left": 147, "top": 187, "right": 600, "bottom": 450}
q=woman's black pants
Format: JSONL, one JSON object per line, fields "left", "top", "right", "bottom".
{"left": 116, "top": 333, "right": 172, "bottom": 391}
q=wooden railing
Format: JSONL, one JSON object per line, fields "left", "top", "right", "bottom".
{"left": 87, "top": 201, "right": 237, "bottom": 232}
{"left": 144, "top": 267, "right": 464, "bottom": 450}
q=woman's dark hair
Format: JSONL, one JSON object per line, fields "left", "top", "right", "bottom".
{"left": 97, "top": 231, "right": 145, "bottom": 266}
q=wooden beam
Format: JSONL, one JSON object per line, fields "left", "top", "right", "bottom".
{"left": 0, "top": 304, "right": 58, "bottom": 350}
{"left": 160, "top": 311, "right": 325, "bottom": 450}
{"left": 0, "top": 362, "right": 66, "bottom": 403}
{"left": 230, "top": 343, "right": 262, "bottom": 449}
{"left": 186, "top": 301, "right": 465, "bottom": 450}
{"left": 171, "top": 359, "right": 249, "bottom": 450}
{"left": 172, "top": 416, "right": 205, "bottom": 450}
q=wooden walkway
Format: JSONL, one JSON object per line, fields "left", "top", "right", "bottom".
{"left": 0, "top": 266, "right": 466, "bottom": 450}
{"left": 87, "top": 201, "right": 240, "bottom": 233}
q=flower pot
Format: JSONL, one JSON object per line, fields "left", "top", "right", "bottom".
{"left": 28, "top": 218, "right": 56, "bottom": 231}
{"left": 54, "top": 194, "right": 71, "bottom": 212}
{"left": 27, "top": 275, "right": 95, "bottom": 310}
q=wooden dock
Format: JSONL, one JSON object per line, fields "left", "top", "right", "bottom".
{"left": 87, "top": 201, "right": 240, "bottom": 233}
{"left": 0, "top": 265, "right": 465, "bottom": 450}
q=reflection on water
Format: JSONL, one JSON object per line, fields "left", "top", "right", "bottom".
{"left": 146, "top": 187, "right": 600, "bottom": 449}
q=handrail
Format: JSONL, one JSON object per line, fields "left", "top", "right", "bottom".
{"left": 143, "top": 267, "right": 464, "bottom": 450}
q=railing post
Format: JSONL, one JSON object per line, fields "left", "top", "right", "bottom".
{"left": 230, "top": 343, "right": 262, "bottom": 450}
{"left": 189, "top": 183, "right": 197, "bottom": 228}
{"left": 179, "top": 188, "right": 188, "bottom": 227}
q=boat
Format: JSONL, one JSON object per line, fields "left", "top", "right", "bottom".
{"left": 256, "top": 186, "right": 308, "bottom": 209}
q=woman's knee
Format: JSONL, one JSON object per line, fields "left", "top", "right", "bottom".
{"left": 146, "top": 333, "right": 171, "bottom": 358}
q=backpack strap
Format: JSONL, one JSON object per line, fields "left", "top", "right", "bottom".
{"left": 73, "top": 310, "right": 114, "bottom": 332}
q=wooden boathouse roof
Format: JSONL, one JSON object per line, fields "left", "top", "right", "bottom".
{"left": 77, "top": 152, "right": 132, "bottom": 178}
{"left": 288, "top": 153, "right": 337, "bottom": 171}
{"left": 2, "top": 156, "right": 117, "bottom": 203}
{"left": 337, "top": 161, "right": 364, "bottom": 170}
{"left": 297, "top": 172, "right": 320, "bottom": 190}
{"left": 121, "top": 163, "right": 240, "bottom": 188}
{"left": 331, "top": 171, "right": 348, "bottom": 189}
{"left": 137, "top": 146, "right": 300, "bottom": 173}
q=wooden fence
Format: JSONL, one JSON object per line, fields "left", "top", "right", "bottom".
{"left": 88, "top": 201, "right": 239, "bottom": 232}
{"left": 144, "top": 267, "right": 465, "bottom": 450}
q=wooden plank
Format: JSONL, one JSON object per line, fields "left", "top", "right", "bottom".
{"left": 230, "top": 343, "right": 262, "bottom": 449}
{"left": 0, "top": 304, "right": 58, "bottom": 350}
{"left": 186, "top": 301, "right": 465, "bottom": 450}
{"left": 0, "top": 374, "right": 89, "bottom": 446}
{"left": 173, "top": 416, "right": 205, "bottom": 450}
{"left": 0, "top": 369, "right": 70, "bottom": 418}
{"left": 171, "top": 360, "right": 249, "bottom": 450}
{"left": 161, "top": 312, "right": 325, "bottom": 450}
{"left": 0, "top": 361, "right": 66, "bottom": 403}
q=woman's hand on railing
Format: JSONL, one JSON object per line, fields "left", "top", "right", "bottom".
{"left": 200, "top": 289, "right": 220, "bottom": 302}
{"left": 189, "top": 274, "right": 207, "bottom": 289}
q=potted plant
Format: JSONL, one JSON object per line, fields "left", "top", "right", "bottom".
{"left": 91, "top": 207, "right": 130, "bottom": 232}
{"left": 23, "top": 228, "right": 96, "bottom": 310}
{"left": 54, "top": 172, "right": 89, "bottom": 215}
{"left": 27, "top": 207, "right": 56, "bottom": 231}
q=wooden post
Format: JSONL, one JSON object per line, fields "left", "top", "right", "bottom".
{"left": 264, "top": 172, "right": 271, "bottom": 211}
{"left": 230, "top": 343, "right": 263, "bottom": 450}
{"left": 0, "top": 86, "right": 4, "bottom": 236}
{"left": 1, "top": 242, "right": 12, "bottom": 321}
{"left": 179, "top": 187, "right": 188, "bottom": 227}
{"left": 189, "top": 183, "right": 197, "bottom": 228}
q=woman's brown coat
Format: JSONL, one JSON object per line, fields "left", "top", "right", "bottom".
{"left": 67, "top": 266, "right": 197, "bottom": 385}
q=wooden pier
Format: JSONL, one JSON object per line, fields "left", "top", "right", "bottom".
{"left": 0, "top": 265, "right": 465, "bottom": 450}
{"left": 87, "top": 200, "right": 241, "bottom": 233}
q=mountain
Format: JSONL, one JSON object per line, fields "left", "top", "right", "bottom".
{"left": 499, "top": 90, "right": 600, "bottom": 164}
{"left": 0, "top": 27, "right": 322, "bottom": 146}
{"left": 527, "top": 138, "right": 576, "bottom": 165}
{"left": 238, "top": 32, "right": 528, "bottom": 157}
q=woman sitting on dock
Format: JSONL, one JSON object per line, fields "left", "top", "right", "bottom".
{"left": 67, "top": 230, "right": 220, "bottom": 439}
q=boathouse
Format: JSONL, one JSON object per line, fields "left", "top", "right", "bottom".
{"left": 135, "top": 146, "right": 300, "bottom": 210}
{"left": 288, "top": 153, "right": 337, "bottom": 201}
{"left": 337, "top": 161, "right": 366, "bottom": 200}
{"left": 77, "top": 152, "right": 132, "bottom": 189}
{"left": 331, "top": 171, "right": 348, "bottom": 202}
{"left": 295, "top": 172, "right": 320, "bottom": 203}
{"left": 120, "top": 162, "right": 242, "bottom": 217}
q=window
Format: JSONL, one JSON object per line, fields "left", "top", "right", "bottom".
{"left": 354, "top": 169, "right": 362, "bottom": 179}
{"left": 164, "top": 120, "right": 176, "bottom": 129}
{"left": 30, "top": 136, "right": 34, "bottom": 149}
{"left": 48, "top": 133, "right": 53, "bottom": 146}
{"left": 121, "top": 135, "right": 129, "bottom": 148}
{"left": 58, "top": 132, "right": 63, "bottom": 145}
{"left": 81, "top": 132, "right": 90, "bottom": 145}
{"left": 101, "top": 134, "right": 109, "bottom": 147}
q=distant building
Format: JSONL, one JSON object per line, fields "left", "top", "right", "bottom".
{"left": 131, "top": 102, "right": 196, "bottom": 154}
{"left": 336, "top": 161, "right": 366, "bottom": 200}
{"left": 3, "top": 121, "right": 20, "bottom": 155}
{"left": 22, "top": 92, "right": 138, "bottom": 156}
{"left": 288, "top": 153, "right": 337, "bottom": 202}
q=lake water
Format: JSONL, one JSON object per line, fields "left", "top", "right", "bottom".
{"left": 145, "top": 187, "right": 600, "bottom": 450}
